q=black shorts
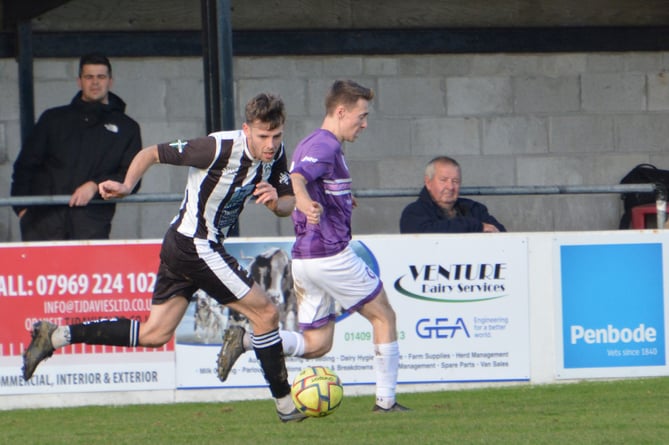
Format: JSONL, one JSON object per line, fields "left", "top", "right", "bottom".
{"left": 152, "top": 228, "right": 254, "bottom": 305}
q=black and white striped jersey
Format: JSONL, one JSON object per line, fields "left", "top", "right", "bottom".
{"left": 157, "top": 130, "right": 292, "bottom": 242}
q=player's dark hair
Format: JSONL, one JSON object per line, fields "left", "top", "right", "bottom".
{"left": 245, "top": 93, "right": 286, "bottom": 130}
{"left": 79, "top": 53, "right": 112, "bottom": 77}
{"left": 325, "top": 80, "right": 374, "bottom": 115}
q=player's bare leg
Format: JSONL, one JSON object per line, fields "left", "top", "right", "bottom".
{"left": 298, "top": 323, "right": 335, "bottom": 358}
{"left": 137, "top": 297, "right": 189, "bottom": 347}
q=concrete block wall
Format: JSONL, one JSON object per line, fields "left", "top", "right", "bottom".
{"left": 2, "top": 51, "right": 669, "bottom": 241}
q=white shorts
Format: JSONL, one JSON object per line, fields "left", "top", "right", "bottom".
{"left": 291, "top": 245, "right": 382, "bottom": 330}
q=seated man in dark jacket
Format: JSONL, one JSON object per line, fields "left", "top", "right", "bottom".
{"left": 400, "top": 156, "right": 506, "bottom": 233}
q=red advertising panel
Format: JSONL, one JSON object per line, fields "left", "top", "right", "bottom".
{"left": 0, "top": 241, "right": 176, "bottom": 394}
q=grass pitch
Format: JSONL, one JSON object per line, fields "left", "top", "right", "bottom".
{"left": 2, "top": 377, "right": 668, "bottom": 445}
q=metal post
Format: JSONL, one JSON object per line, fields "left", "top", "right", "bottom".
{"left": 200, "top": 0, "right": 237, "bottom": 235}
{"left": 201, "top": 0, "right": 219, "bottom": 134}
{"left": 200, "top": 0, "right": 235, "bottom": 133}
{"left": 217, "top": 0, "right": 235, "bottom": 131}
{"left": 17, "top": 20, "right": 35, "bottom": 144}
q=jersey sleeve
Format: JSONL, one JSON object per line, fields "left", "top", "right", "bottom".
{"left": 157, "top": 136, "right": 217, "bottom": 169}
{"left": 290, "top": 143, "right": 332, "bottom": 183}
{"left": 268, "top": 145, "right": 294, "bottom": 197}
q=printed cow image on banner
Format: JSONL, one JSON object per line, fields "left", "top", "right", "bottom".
{"left": 176, "top": 246, "right": 298, "bottom": 345}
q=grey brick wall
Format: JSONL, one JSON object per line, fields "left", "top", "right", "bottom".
{"left": 2, "top": 51, "right": 669, "bottom": 241}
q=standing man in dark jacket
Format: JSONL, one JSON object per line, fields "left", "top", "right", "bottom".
{"left": 400, "top": 156, "right": 506, "bottom": 233}
{"left": 11, "top": 53, "right": 142, "bottom": 241}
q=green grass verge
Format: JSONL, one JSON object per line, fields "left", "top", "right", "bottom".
{"left": 2, "top": 377, "right": 668, "bottom": 445}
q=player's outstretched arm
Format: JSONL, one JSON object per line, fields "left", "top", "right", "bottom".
{"left": 99, "top": 145, "right": 160, "bottom": 200}
{"left": 290, "top": 173, "right": 322, "bottom": 224}
{"left": 273, "top": 194, "right": 296, "bottom": 217}
{"left": 253, "top": 181, "right": 295, "bottom": 217}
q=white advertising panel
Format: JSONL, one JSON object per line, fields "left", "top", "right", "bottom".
{"left": 175, "top": 235, "right": 531, "bottom": 389}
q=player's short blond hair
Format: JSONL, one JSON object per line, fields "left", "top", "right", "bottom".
{"left": 324, "top": 80, "right": 374, "bottom": 115}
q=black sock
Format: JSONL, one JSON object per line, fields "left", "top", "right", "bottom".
{"left": 252, "top": 329, "right": 291, "bottom": 399}
{"left": 69, "top": 317, "right": 140, "bottom": 347}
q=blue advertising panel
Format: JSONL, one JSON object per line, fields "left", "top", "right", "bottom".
{"left": 559, "top": 243, "right": 666, "bottom": 376}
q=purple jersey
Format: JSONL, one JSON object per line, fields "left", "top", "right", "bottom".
{"left": 290, "top": 129, "right": 353, "bottom": 259}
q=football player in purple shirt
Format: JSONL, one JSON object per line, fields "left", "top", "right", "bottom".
{"left": 218, "top": 80, "right": 409, "bottom": 413}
